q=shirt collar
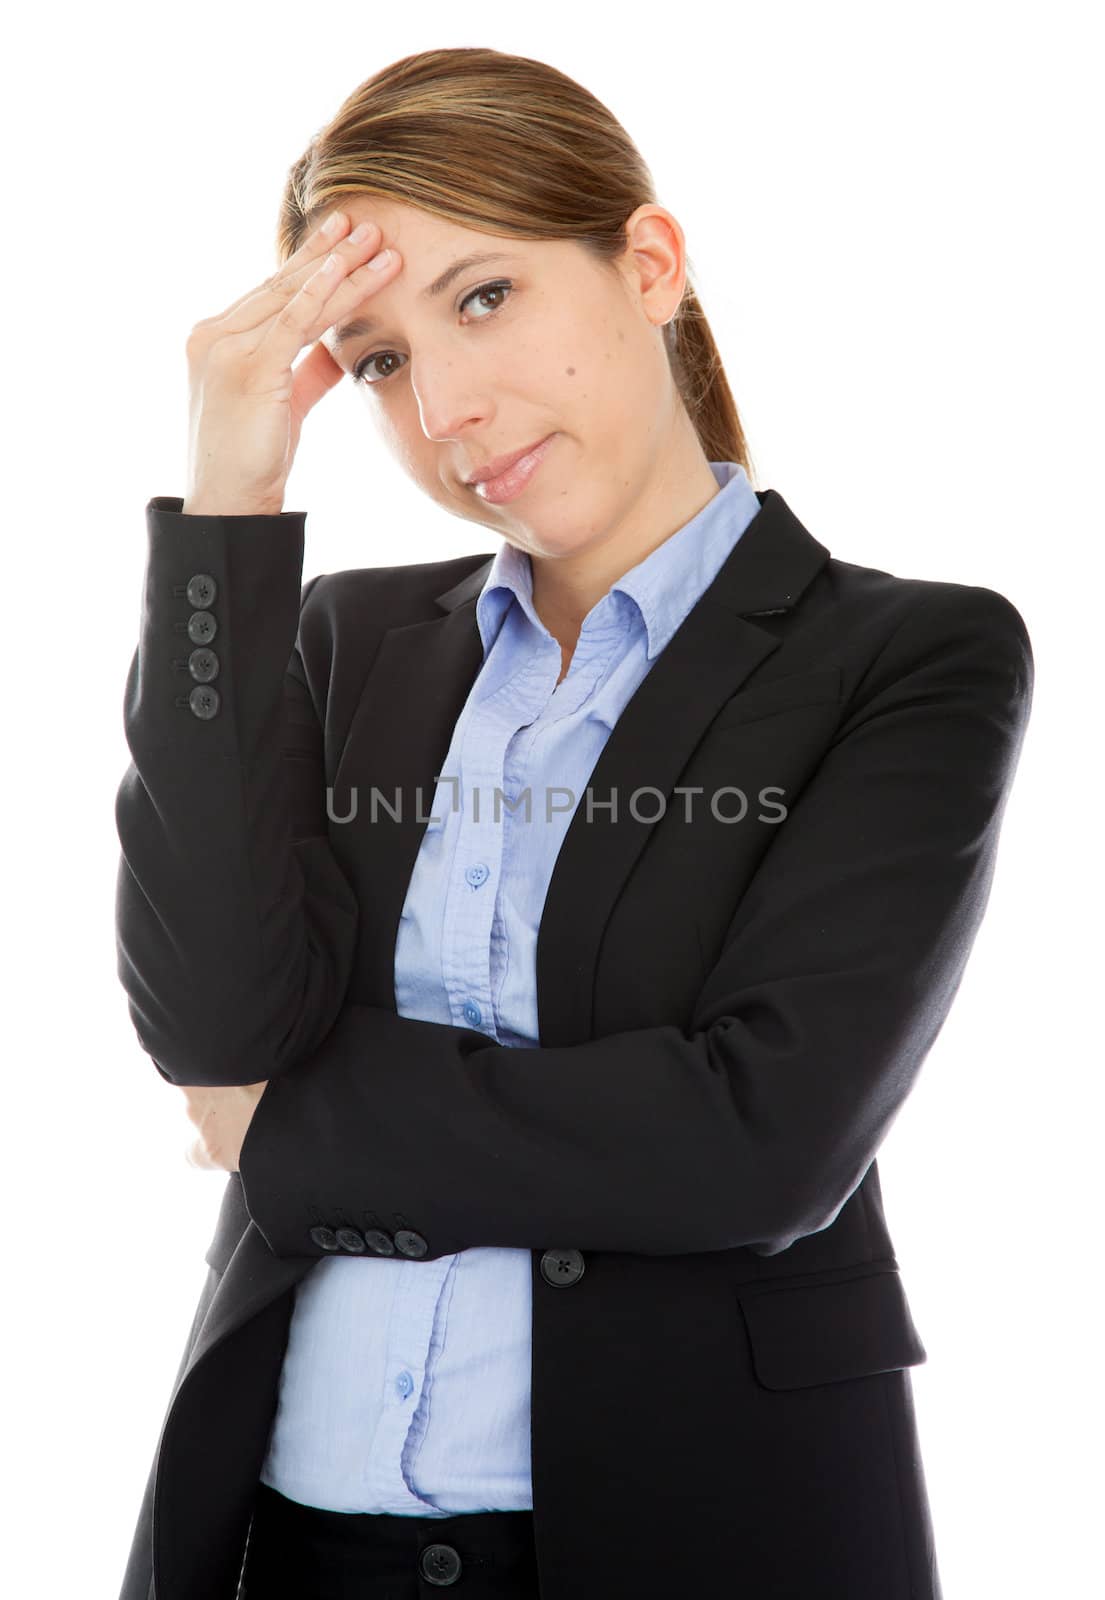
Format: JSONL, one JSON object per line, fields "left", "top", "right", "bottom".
{"left": 474, "top": 461, "right": 761, "bottom": 661}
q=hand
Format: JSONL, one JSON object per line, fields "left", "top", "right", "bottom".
{"left": 179, "top": 1081, "right": 269, "bottom": 1173}
{"left": 182, "top": 209, "right": 403, "bottom": 514}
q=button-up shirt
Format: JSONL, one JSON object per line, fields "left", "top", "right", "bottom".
{"left": 259, "top": 459, "right": 763, "bottom": 1513}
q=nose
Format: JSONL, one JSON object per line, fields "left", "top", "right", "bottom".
{"left": 410, "top": 362, "right": 493, "bottom": 455}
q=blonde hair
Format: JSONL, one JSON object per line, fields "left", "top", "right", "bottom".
{"left": 276, "top": 46, "right": 755, "bottom": 479}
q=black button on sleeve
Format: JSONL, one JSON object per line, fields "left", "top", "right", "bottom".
{"left": 188, "top": 685, "right": 220, "bottom": 720}
{"left": 187, "top": 647, "right": 219, "bottom": 682}
{"left": 185, "top": 573, "right": 218, "bottom": 608}
{"left": 186, "top": 610, "right": 217, "bottom": 644}
{"left": 336, "top": 1227, "right": 367, "bottom": 1254}
{"left": 309, "top": 1225, "right": 339, "bottom": 1252}
{"left": 363, "top": 1228, "right": 397, "bottom": 1256}
{"left": 394, "top": 1229, "right": 428, "bottom": 1259}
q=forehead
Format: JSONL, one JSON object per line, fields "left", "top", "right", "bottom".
{"left": 315, "top": 196, "right": 536, "bottom": 269}
{"left": 332, "top": 196, "right": 469, "bottom": 245}
{"left": 326, "top": 245, "right": 528, "bottom": 355}
{"left": 314, "top": 202, "right": 563, "bottom": 356}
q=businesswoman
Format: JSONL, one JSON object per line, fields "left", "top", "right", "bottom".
{"left": 113, "top": 45, "right": 1034, "bottom": 1600}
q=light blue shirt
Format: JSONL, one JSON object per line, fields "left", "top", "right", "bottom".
{"left": 259, "top": 460, "right": 763, "bottom": 1513}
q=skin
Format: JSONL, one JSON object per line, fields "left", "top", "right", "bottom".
{"left": 180, "top": 197, "right": 722, "bottom": 1172}
{"left": 182, "top": 1081, "right": 266, "bottom": 1173}
{"left": 324, "top": 196, "right": 722, "bottom": 681}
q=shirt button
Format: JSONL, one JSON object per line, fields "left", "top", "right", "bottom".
{"left": 462, "top": 1000, "right": 482, "bottom": 1027}
{"left": 465, "top": 863, "right": 489, "bottom": 888}
{"left": 395, "top": 1370, "right": 414, "bottom": 1399}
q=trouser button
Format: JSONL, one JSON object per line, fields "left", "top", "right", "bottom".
{"left": 419, "top": 1541, "right": 462, "bottom": 1585}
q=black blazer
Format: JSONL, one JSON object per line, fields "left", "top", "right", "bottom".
{"left": 114, "top": 486, "right": 1033, "bottom": 1600}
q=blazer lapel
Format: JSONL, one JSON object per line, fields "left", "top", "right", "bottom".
{"left": 328, "top": 597, "right": 490, "bottom": 1008}
{"left": 530, "top": 488, "right": 830, "bottom": 1045}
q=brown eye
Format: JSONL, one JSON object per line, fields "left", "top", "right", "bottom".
{"left": 352, "top": 350, "right": 405, "bottom": 385}
{"left": 351, "top": 279, "right": 514, "bottom": 386}
{"left": 459, "top": 280, "right": 513, "bottom": 320}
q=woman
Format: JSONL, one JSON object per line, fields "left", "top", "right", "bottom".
{"left": 114, "top": 45, "right": 1034, "bottom": 1600}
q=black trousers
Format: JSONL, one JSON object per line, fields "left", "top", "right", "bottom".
{"left": 239, "top": 1481, "right": 541, "bottom": 1598}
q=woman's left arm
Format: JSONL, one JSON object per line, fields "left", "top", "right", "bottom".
{"left": 180, "top": 1080, "right": 267, "bottom": 1172}
{"left": 237, "top": 583, "right": 1034, "bottom": 1260}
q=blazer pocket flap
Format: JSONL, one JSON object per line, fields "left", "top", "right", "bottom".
{"left": 738, "top": 1267, "right": 927, "bottom": 1391}
{"left": 204, "top": 1172, "right": 251, "bottom": 1274}
{"left": 712, "top": 664, "right": 843, "bottom": 731}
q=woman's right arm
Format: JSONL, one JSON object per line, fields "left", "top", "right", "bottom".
{"left": 114, "top": 207, "right": 404, "bottom": 1087}
{"left": 114, "top": 500, "right": 360, "bottom": 1088}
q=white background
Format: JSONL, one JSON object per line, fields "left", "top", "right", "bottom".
{"left": 2, "top": 2, "right": 1099, "bottom": 1594}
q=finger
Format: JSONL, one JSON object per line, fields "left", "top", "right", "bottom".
{"left": 256, "top": 242, "right": 402, "bottom": 380}
{"left": 203, "top": 214, "right": 383, "bottom": 342}
{"left": 198, "top": 209, "right": 356, "bottom": 328}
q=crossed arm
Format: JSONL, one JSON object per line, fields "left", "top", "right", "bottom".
{"left": 114, "top": 500, "right": 1034, "bottom": 1260}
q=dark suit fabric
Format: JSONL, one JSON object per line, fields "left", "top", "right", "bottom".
{"left": 114, "top": 487, "right": 1033, "bottom": 1599}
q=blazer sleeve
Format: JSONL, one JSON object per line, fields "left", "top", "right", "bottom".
{"left": 113, "top": 497, "right": 359, "bottom": 1088}
{"left": 236, "top": 582, "right": 1035, "bottom": 1261}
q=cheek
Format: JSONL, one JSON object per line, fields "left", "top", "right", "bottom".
{"left": 554, "top": 313, "right": 651, "bottom": 412}
{"left": 378, "top": 396, "right": 436, "bottom": 468}
{"left": 370, "top": 400, "right": 406, "bottom": 452}
{"left": 557, "top": 350, "right": 649, "bottom": 444}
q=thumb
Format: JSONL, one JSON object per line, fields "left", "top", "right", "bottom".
{"left": 292, "top": 339, "right": 348, "bottom": 420}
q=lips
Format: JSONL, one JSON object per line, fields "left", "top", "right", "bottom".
{"left": 464, "top": 435, "right": 554, "bottom": 486}
{"left": 468, "top": 435, "right": 557, "bottom": 505}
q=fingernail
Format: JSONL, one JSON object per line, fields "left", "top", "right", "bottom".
{"left": 322, "top": 212, "right": 344, "bottom": 236}
{"left": 367, "top": 248, "right": 392, "bottom": 271}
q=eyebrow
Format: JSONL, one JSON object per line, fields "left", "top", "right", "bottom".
{"left": 331, "top": 251, "right": 518, "bottom": 351}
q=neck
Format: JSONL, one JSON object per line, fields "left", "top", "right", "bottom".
{"left": 529, "top": 422, "right": 723, "bottom": 660}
